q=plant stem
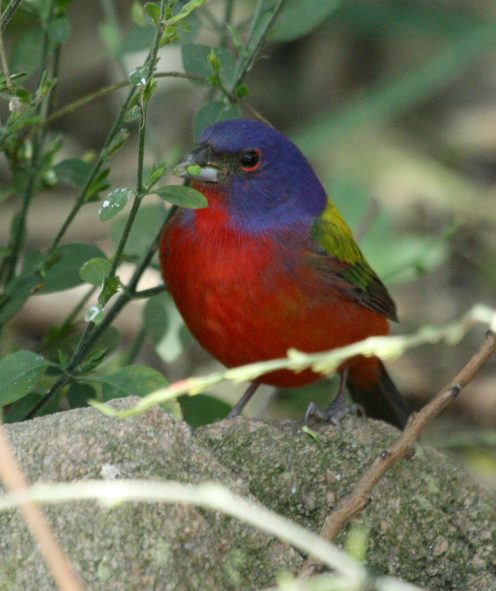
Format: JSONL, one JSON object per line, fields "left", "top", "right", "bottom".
{"left": 29, "top": 72, "right": 204, "bottom": 135}
{"left": 230, "top": 0, "right": 286, "bottom": 93}
{"left": 0, "top": 0, "right": 22, "bottom": 30}
{"left": 49, "top": 87, "right": 137, "bottom": 252}
{"left": 23, "top": 214, "right": 170, "bottom": 420}
{"left": 41, "top": 285, "right": 97, "bottom": 353}
{"left": 0, "top": 20, "right": 13, "bottom": 92}
{"left": 1, "top": 0, "right": 59, "bottom": 285}
{"left": 220, "top": 0, "right": 235, "bottom": 48}
{"left": 25, "top": 2, "right": 171, "bottom": 419}
{"left": 131, "top": 285, "right": 166, "bottom": 299}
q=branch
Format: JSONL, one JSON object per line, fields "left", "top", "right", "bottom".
{"left": 0, "top": 0, "right": 22, "bottom": 30}
{"left": 0, "top": 421, "right": 85, "bottom": 591}
{"left": 299, "top": 329, "right": 496, "bottom": 579}
{"left": 90, "top": 304, "right": 496, "bottom": 419}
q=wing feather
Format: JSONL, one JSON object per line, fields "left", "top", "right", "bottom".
{"left": 309, "top": 199, "right": 397, "bottom": 321}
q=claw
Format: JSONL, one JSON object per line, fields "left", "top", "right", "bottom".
{"left": 303, "top": 369, "right": 362, "bottom": 426}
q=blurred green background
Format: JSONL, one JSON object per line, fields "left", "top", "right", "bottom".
{"left": 1, "top": 0, "right": 495, "bottom": 488}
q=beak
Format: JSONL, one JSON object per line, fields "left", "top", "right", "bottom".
{"left": 173, "top": 144, "right": 225, "bottom": 183}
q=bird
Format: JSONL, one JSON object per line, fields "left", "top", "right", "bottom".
{"left": 159, "top": 119, "right": 410, "bottom": 428}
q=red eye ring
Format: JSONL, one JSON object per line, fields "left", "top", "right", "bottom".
{"left": 240, "top": 149, "right": 261, "bottom": 172}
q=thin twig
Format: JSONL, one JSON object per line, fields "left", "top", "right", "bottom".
{"left": 219, "top": 0, "right": 235, "bottom": 48}
{"left": 0, "top": 21, "right": 13, "bottom": 92}
{"left": 230, "top": 0, "right": 286, "bottom": 92}
{"left": 0, "top": 0, "right": 22, "bottom": 30}
{"left": 0, "top": 0, "right": 59, "bottom": 285}
{"left": 0, "top": 421, "right": 85, "bottom": 591}
{"left": 24, "top": 204, "right": 174, "bottom": 420}
{"left": 38, "top": 72, "right": 202, "bottom": 131}
{"left": 299, "top": 330, "right": 496, "bottom": 579}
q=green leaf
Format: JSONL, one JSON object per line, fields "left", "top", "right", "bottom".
{"left": 145, "top": 160, "right": 168, "bottom": 190}
{"left": 271, "top": 0, "right": 341, "bottom": 42}
{"left": 68, "top": 382, "right": 95, "bottom": 409}
{"left": 38, "top": 243, "right": 105, "bottom": 294}
{"left": 180, "top": 394, "right": 231, "bottom": 427}
{"left": 101, "top": 129, "right": 130, "bottom": 160}
{"left": 99, "top": 187, "right": 133, "bottom": 221}
{"left": 167, "top": 0, "right": 209, "bottom": 26}
{"left": 110, "top": 204, "right": 166, "bottom": 258}
{"left": 79, "top": 257, "right": 112, "bottom": 286}
{"left": 143, "top": 294, "right": 168, "bottom": 346}
{"left": 301, "top": 425, "right": 320, "bottom": 443}
{"left": 0, "top": 72, "right": 25, "bottom": 93}
{"left": 3, "top": 393, "right": 46, "bottom": 423}
{"left": 155, "top": 185, "right": 207, "bottom": 209}
{"left": 131, "top": 1, "right": 147, "bottom": 27}
{"left": 99, "top": 365, "right": 181, "bottom": 419}
{"left": 54, "top": 159, "right": 92, "bottom": 189}
{"left": 182, "top": 43, "right": 236, "bottom": 86}
{"left": 47, "top": 15, "right": 71, "bottom": 44}
{"left": 193, "top": 101, "right": 241, "bottom": 140}
{"left": 36, "top": 78, "right": 57, "bottom": 101}
{"left": 100, "top": 276, "right": 120, "bottom": 303}
{"left": 10, "top": 29, "right": 44, "bottom": 77}
{"left": 0, "top": 351, "right": 49, "bottom": 407}
{"left": 144, "top": 2, "right": 161, "bottom": 25}
{"left": 0, "top": 272, "right": 40, "bottom": 325}
{"left": 100, "top": 365, "right": 167, "bottom": 401}
{"left": 123, "top": 105, "right": 141, "bottom": 123}
{"left": 85, "top": 168, "right": 110, "bottom": 201}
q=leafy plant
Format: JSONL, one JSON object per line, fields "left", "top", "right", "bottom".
{"left": 0, "top": 0, "right": 339, "bottom": 422}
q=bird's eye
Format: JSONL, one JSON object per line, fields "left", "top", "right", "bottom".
{"left": 240, "top": 150, "right": 261, "bottom": 172}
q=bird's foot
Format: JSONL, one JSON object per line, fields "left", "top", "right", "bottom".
{"left": 304, "top": 400, "right": 363, "bottom": 427}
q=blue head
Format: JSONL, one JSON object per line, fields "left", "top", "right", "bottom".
{"left": 176, "top": 119, "right": 327, "bottom": 233}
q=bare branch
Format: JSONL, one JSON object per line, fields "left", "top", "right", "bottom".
{"left": 299, "top": 330, "right": 496, "bottom": 579}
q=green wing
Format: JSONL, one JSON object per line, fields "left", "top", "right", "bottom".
{"left": 310, "top": 199, "right": 398, "bottom": 321}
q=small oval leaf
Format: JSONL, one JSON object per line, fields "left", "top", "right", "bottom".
{"left": 155, "top": 185, "right": 208, "bottom": 209}
{"left": 79, "top": 257, "right": 112, "bottom": 286}
{"left": 38, "top": 243, "right": 105, "bottom": 294}
{"left": 0, "top": 351, "right": 49, "bottom": 407}
{"left": 99, "top": 187, "right": 133, "bottom": 221}
{"left": 97, "top": 365, "right": 182, "bottom": 419}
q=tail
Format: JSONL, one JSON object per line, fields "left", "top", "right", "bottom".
{"left": 347, "top": 359, "right": 410, "bottom": 429}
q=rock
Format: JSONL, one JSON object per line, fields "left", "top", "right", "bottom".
{"left": 0, "top": 398, "right": 494, "bottom": 590}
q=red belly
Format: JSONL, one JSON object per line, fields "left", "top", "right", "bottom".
{"left": 160, "top": 209, "right": 388, "bottom": 388}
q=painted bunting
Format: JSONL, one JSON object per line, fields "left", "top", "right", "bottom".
{"left": 160, "top": 119, "right": 409, "bottom": 428}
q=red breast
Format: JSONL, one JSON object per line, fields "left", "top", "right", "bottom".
{"left": 160, "top": 185, "right": 388, "bottom": 387}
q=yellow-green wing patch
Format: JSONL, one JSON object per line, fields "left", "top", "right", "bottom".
{"left": 310, "top": 199, "right": 397, "bottom": 321}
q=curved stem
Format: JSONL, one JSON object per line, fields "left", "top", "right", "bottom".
{"left": 1, "top": 0, "right": 59, "bottom": 285}
{"left": 25, "top": 2, "right": 172, "bottom": 419}
{"left": 230, "top": 0, "right": 286, "bottom": 93}
{"left": 0, "top": 0, "right": 22, "bottom": 30}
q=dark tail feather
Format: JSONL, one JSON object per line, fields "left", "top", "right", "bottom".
{"left": 347, "top": 361, "right": 410, "bottom": 429}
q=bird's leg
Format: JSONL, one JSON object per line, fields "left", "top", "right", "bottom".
{"left": 322, "top": 368, "right": 352, "bottom": 425}
{"left": 226, "top": 382, "right": 261, "bottom": 419}
{"left": 305, "top": 369, "right": 361, "bottom": 426}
